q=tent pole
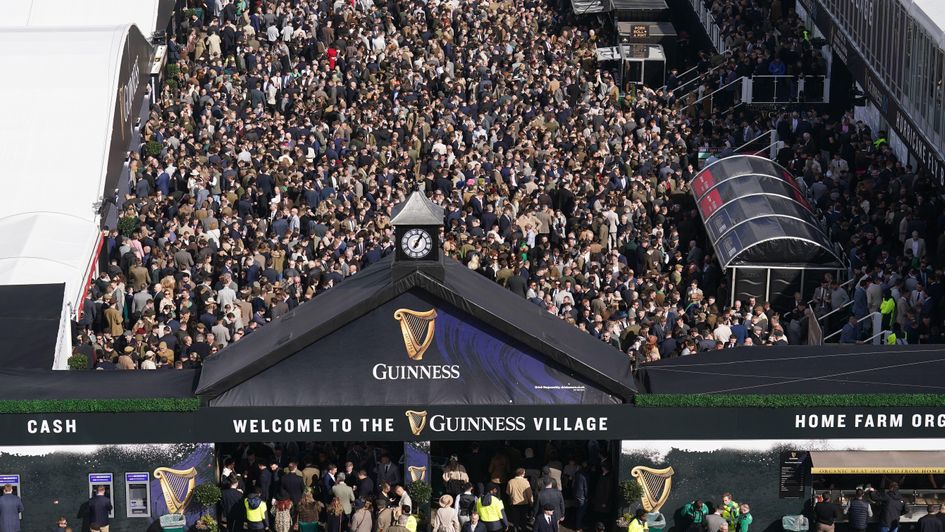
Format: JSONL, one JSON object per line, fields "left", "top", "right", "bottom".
{"left": 730, "top": 267, "right": 736, "bottom": 306}
{"left": 765, "top": 268, "right": 771, "bottom": 303}
{"left": 800, "top": 269, "right": 805, "bottom": 300}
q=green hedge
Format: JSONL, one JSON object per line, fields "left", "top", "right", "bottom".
{"left": 0, "top": 398, "right": 200, "bottom": 414}
{"left": 634, "top": 394, "right": 945, "bottom": 408}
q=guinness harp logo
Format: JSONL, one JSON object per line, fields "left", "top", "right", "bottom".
{"left": 394, "top": 308, "right": 437, "bottom": 360}
{"left": 408, "top": 466, "right": 427, "bottom": 482}
{"left": 405, "top": 410, "right": 428, "bottom": 436}
{"left": 154, "top": 466, "right": 198, "bottom": 514}
{"left": 631, "top": 465, "right": 675, "bottom": 512}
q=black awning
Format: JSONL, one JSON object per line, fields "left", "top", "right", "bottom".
{"left": 0, "top": 283, "right": 64, "bottom": 369}
{"left": 636, "top": 344, "right": 945, "bottom": 395}
{"left": 197, "top": 257, "right": 635, "bottom": 406}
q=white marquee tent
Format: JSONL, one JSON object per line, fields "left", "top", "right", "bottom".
{"left": 0, "top": 25, "right": 151, "bottom": 368}
{"left": 6, "top": 0, "right": 175, "bottom": 36}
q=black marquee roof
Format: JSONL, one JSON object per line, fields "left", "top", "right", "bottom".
{"left": 636, "top": 344, "right": 945, "bottom": 395}
{"left": 195, "top": 255, "right": 637, "bottom": 404}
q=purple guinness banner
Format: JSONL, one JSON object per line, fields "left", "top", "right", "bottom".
{"left": 209, "top": 291, "right": 618, "bottom": 407}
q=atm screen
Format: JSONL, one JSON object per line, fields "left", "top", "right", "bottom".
{"left": 128, "top": 485, "right": 148, "bottom": 516}
{"left": 0, "top": 475, "right": 20, "bottom": 497}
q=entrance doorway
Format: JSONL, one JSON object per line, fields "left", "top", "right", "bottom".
{"left": 430, "top": 440, "right": 620, "bottom": 532}
{"left": 211, "top": 440, "right": 619, "bottom": 532}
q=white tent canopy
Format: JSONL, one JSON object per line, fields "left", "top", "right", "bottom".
{"left": 0, "top": 25, "right": 150, "bottom": 316}
{"left": 6, "top": 0, "right": 174, "bottom": 35}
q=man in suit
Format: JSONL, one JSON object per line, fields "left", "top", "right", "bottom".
{"left": 572, "top": 465, "right": 589, "bottom": 532}
{"left": 0, "top": 484, "right": 24, "bottom": 532}
{"left": 376, "top": 455, "right": 400, "bottom": 489}
{"left": 905, "top": 230, "right": 927, "bottom": 259}
{"left": 256, "top": 462, "right": 273, "bottom": 503}
{"left": 461, "top": 511, "right": 488, "bottom": 532}
{"left": 219, "top": 475, "right": 244, "bottom": 532}
{"left": 322, "top": 464, "right": 338, "bottom": 504}
{"left": 332, "top": 474, "right": 356, "bottom": 516}
{"left": 534, "top": 479, "right": 565, "bottom": 524}
{"left": 88, "top": 485, "right": 112, "bottom": 532}
{"left": 356, "top": 470, "right": 375, "bottom": 500}
{"left": 533, "top": 505, "right": 558, "bottom": 532}
{"left": 281, "top": 461, "right": 305, "bottom": 506}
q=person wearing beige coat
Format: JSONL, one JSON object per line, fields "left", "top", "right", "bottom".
{"left": 432, "top": 495, "right": 461, "bottom": 532}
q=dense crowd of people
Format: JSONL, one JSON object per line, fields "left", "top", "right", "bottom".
{"left": 214, "top": 441, "right": 618, "bottom": 532}
{"left": 69, "top": 0, "right": 945, "bottom": 373}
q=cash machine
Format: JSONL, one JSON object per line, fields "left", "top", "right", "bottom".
{"left": 88, "top": 473, "right": 115, "bottom": 519}
{"left": 124, "top": 472, "right": 151, "bottom": 518}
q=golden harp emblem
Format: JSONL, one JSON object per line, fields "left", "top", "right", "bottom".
{"left": 631, "top": 465, "right": 675, "bottom": 512}
{"left": 408, "top": 466, "right": 427, "bottom": 482}
{"left": 394, "top": 308, "right": 437, "bottom": 360}
{"left": 405, "top": 410, "right": 428, "bottom": 436}
{"left": 154, "top": 466, "right": 198, "bottom": 514}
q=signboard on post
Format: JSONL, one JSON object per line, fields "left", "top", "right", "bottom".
{"left": 779, "top": 451, "right": 808, "bottom": 498}
{"left": 631, "top": 24, "right": 649, "bottom": 38}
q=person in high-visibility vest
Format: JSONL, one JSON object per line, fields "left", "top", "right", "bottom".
{"left": 886, "top": 323, "right": 907, "bottom": 345}
{"left": 402, "top": 505, "right": 418, "bottom": 532}
{"left": 880, "top": 291, "right": 896, "bottom": 330}
{"left": 476, "top": 484, "right": 508, "bottom": 532}
{"left": 244, "top": 488, "right": 269, "bottom": 530}
{"left": 628, "top": 509, "right": 649, "bottom": 532}
{"left": 720, "top": 493, "right": 739, "bottom": 530}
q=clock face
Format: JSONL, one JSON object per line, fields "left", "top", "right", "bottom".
{"left": 401, "top": 228, "right": 434, "bottom": 259}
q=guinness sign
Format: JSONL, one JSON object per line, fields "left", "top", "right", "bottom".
{"left": 394, "top": 308, "right": 437, "bottom": 360}
{"left": 372, "top": 307, "right": 462, "bottom": 381}
{"left": 405, "top": 410, "right": 428, "bottom": 436}
{"left": 407, "top": 466, "right": 427, "bottom": 482}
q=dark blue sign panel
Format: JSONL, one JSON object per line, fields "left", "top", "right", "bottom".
{"left": 89, "top": 473, "right": 113, "bottom": 484}
{"left": 125, "top": 473, "right": 149, "bottom": 482}
{"left": 0, "top": 475, "right": 20, "bottom": 484}
{"left": 211, "top": 291, "right": 618, "bottom": 406}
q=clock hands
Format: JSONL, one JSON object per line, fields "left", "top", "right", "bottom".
{"left": 411, "top": 235, "right": 423, "bottom": 250}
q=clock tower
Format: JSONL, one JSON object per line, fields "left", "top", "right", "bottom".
{"left": 390, "top": 191, "right": 443, "bottom": 265}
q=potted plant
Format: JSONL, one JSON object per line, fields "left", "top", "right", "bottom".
{"left": 67, "top": 354, "right": 89, "bottom": 370}
{"left": 192, "top": 482, "right": 221, "bottom": 517}
{"left": 194, "top": 514, "right": 219, "bottom": 532}
{"left": 406, "top": 480, "right": 433, "bottom": 527}
{"left": 617, "top": 479, "right": 644, "bottom": 526}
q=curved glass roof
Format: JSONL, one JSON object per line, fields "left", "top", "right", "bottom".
{"left": 691, "top": 156, "right": 843, "bottom": 268}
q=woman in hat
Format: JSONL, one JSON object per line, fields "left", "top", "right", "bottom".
{"left": 272, "top": 489, "right": 294, "bottom": 532}
{"left": 140, "top": 351, "right": 157, "bottom": 370}
{"left": 432, "top": 494, "right": 460, "bottom": 532}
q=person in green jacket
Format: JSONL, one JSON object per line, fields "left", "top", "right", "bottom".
{"left": 683, "top": 500, "right": 709, "bottom": 531}
{"left": 720, "top": 493, "right": 739, "bottom": 530}
{"left": 733, "top": 504, "right": 752, "bottom": 532}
